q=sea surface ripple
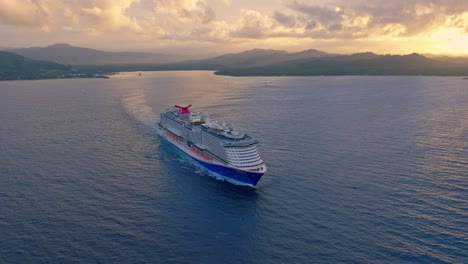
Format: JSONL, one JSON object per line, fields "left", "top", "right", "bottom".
{"left": 1, "top": 72, "right": 467, "bottom": 263}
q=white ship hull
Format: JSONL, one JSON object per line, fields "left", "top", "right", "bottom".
{"left": 156, "top": 124, "right": 265, "bottom": 186}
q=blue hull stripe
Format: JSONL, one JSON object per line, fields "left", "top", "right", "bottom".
{"left": 158, "top": 134, "right": 263, "bottom": 186}
{"left": 191, "top": 157, "right": 263, "bottom": 186}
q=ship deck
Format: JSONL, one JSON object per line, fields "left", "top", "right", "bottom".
{"left": 164, "top": 110, "right": 259, "bottom": 147}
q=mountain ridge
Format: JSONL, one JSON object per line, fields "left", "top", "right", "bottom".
{"left": 214, "top": 52, "right": 467, "bottom": 76}
{"left": 5, "top": 44, "right": 195, "bottom": 65}
{"left": 2, "top": 44, "right": 468, "bottom": 78}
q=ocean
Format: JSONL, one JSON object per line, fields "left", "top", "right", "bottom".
{"left": 1, "top": 71, "right": 467, "bottom": 263}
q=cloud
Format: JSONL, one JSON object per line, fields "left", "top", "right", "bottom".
{"left": 222, "top": 0, "right": 231, "bottom": 7}
{"left": 154, "top": 0, "right": 215, "bottom": 25}
{"left": 229, "top": 9, "right": 275, "bottom": 38}
{"left": 274, "top": 11, "right": 297, "bottom": 28}
{"left": 0, "top": 0, "right": 218, "bottom": 41}
{"left": 0, "top": 0, "right": 53, "bottom": 31}
{"left": 280, "top": 0, "right": 468, "bottom": 39}
{"left": 0, "top": 0, "right": 467, "bottom": 52}
{"left": 0, "top": 0, "right": 144, "bottom": 33}
{"left": 77, "top": 0, "right": 143, "bottom": 32}
{"left": 445, "top": 12, "right": 468, "bottom": 33}
{"left": 140, "top": 0, "right": 218, "bottom": 41}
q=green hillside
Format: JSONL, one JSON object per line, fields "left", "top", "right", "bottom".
{"left": 0, "top": 51, "right": 71, "bottom": 80}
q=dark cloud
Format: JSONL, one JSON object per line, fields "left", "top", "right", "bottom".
{"left": 306, "top": 20, "right": 317, "bottom": 30}
{"left": 287, "top": 2, "right": 342, "bottom": 24}
{"left": 327, "top": 23, "right": 342, "bottom": 31}
{"left": 196, "top": 0, "right": 216, "bottom": 24}
{"left": 273, "top": 11, "right": 297, "bottom": 27}
{"left": 200, "top": 6, "right": 216, "bottom": 23}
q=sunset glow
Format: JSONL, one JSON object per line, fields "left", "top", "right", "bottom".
{"left": 432, "top": 27, "right": 468, "bottom": 54}
{"left": 0, "top": 0, "right": 467, "bottom": 54}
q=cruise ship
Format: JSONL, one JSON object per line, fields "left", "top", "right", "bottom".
{"left": 156, "top": 104, "right": 266, "bottom": 186}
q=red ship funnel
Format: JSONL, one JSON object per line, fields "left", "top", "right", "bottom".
{"left": 175, "top": 104, "right": 192, "bottom": 114}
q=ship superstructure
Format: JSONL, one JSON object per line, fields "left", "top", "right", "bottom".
{"left": 156, "top": 104, "right": 266, "bottom": 186}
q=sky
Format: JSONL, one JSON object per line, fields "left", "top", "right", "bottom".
{"left": 1, "top": 0, "right": 467, "bottom": 55}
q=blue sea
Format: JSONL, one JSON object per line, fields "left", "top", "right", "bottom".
{"left": 1, "top": 71, "right": 467, "bottom": 263}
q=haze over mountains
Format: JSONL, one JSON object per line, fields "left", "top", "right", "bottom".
{"left": 1, "top": 44, "right": 468, "bottom": 80}
{"left": 5, "top": 44, "right": 204, "bottom": 65}
{"left": 5, "top": 44, "right": 335, "bottom": 66}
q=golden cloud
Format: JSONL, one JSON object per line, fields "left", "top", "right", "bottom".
{"left": 0, "top": 0, "right": 53, "bottom": 31}
{"left": 0, "top": 0, "right": 467, "bottom": 54}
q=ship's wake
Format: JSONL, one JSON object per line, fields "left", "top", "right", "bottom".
{"left": 121, "top": 91, "right": 159, "bottom": 128}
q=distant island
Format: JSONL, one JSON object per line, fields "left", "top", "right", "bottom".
{"left": 214, "top": 52, "right": 468, "bottom": 76}
{"left": 1, "top": 44, "right": 468, "bottom": 80}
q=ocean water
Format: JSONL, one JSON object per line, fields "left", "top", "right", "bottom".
{"left": 1, "top": 71, "right": 467, "bottom": 263}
